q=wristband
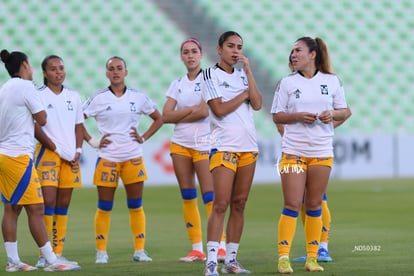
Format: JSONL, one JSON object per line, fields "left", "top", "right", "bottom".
{"left": 76, "top": 148, "right": 82, "bottom": 154}
{"left": 141, "top": 137, "right": 145, "bottom": 143}
{"left": 87, "top": 136, "right": 101, "bottom": 148}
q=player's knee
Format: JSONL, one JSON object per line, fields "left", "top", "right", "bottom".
{"left": 98, "top": 200, "right": 113, "bottom": 211}
{"left": 181, "top": 188, "right": 197, "bottom": 200}
{"left": 202, "top": 191, "right": 214, "bottom": 204}
{"left": 127, "top": 198, "right": 142, "bottom": 209}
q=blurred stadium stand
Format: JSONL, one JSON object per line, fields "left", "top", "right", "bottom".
{"left": 1, "top": 0, "right": 413, "bottom": 136}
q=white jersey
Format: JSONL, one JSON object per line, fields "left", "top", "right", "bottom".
{"left": 0, "top": 77, "right": 45, "bottom": 157}
{"left": 83, "top": 86, "right": 157, "bottom": 162}
{"left": 271, "top": 71, "right": 347, "bottom": 157}
{"left": 37, "top": 85, "right": 84, "bottom": 158}
{"left": 165, "top": 72, "right": 210, "bottom": 151}
{"left": 202, "top": 64, "right": 258, "bottom": 152}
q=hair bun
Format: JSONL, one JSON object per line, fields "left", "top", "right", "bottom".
{"left": 0, "top": 49, "right": 10, "bottom": 63}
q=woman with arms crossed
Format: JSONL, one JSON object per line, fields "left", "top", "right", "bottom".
{"left": 162, "top": 38, "right": 226, "bottom": 263}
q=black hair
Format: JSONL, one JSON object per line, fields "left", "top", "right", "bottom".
{"left": 0, "top": 49, "right": 28, "bottom": 77}
{"left": 218, "top": 31, "right": 243, "bottom": 47}
{"left": 41, "top": 54, "right": 63, "bottom": 85}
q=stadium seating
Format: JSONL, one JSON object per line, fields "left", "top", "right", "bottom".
{"left": 0, "top": 0, "right": 412, "bottom": 135}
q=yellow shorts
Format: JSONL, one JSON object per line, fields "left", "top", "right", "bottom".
{"left": 35, "top": 145, "right": 82, "bottom": 188}
{"left": 278, "top": 153, "right": 333, "bottom": 174}
{"left": 93, "top": 157, "right": 148, "bottom": 187}
{"left": 170, "top": 143, "right": 209, "bottom": 162}
{"left": 0, "top": 154, "right": 43, "bottom": 205}
{"left": 209, "top": 150, "right": 259, "bottom": 172}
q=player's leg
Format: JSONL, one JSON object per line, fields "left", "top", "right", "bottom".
{"left": 221, "top": 155, "right": 256, "bottom": 275}
{"left": 205, "top": 151, "right": 236, "bottom": 274}
{"left": 93, "top": 158, "right": 119, "bottom": 264}
{"left": 303, "top": 162, "right": 331, "bottom": 272}
{"left": 53, "top": 160, "right": 81, "bottom": 264}
{"left": 172, "top": 152, "right": 204, "bottom": 262}
{"left": 122, "top": 157, "right": 152, "bottom": 262}
{"left": 318, "top": 193, "right": 333, "bottom": 262}
{"left": 195, "top": 156, "right": 226, "bottom": 262}
{"left": 277, "top": 154, "right": 307, "bottom": 274}
{"left": 34, "top": 146, "right": 60, "bottom": 267}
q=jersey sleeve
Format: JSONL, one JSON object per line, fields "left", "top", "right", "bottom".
{"left": 82, "top": 94, "right": 99, "bottom": 118}
{"left": 165, "top": 79, "right": 179, "bottom": 100}
{"left": 333, "top": 76, "right": 347, "bottom": 109}
{"left": 141, "top": 95, "right": 158, "bottom": 115}
{"left": 271, "top": 79, "right": 287, "bottom": 114}
{"left": 24, "top": 82, "right": 45, "bottom": 115}
{"left": 202, "top": 67, "right": 222, "bottom": 102}
{"left": 73, "top": 92, "right": 85, "bottom": 124}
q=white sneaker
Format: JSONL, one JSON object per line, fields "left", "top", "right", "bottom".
{"left": 221, "top": 261, "right": 251, "bottom": 274}
{"left": 6, "top": 262, "right": 37, "bottom": 272}
{"left": 204, "top": 261, "right": 219, "bottom": 276}
{"left": 133, "top": 250, "right": 152, "bottom": 262}
{"left": 95, "top": 251, "right": 109, "bottom": 264}
{"left": 56, "top": 255, "right": 79, "bottom": 265}
{"left": 35, "top": 256, "right": 46, "bottom": 268}
{"left": 43, "top": 261, "right": 80, "bottom": 272}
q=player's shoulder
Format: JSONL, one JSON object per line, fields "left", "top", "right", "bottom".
{"left": 37, "top": 84, "right": 47, "bottom": 91}
{"left": 202, "top": 64, "right": 221, "bottom": 80}
{"left": 94, "top": 87, "right": 111, "bottom": 96}
{"left": 87, "top": 87, "right": 110, "bottom": 101}
{"left": 279, "top": 71, "right": 299, "bottom": 85}
{"left": 126, "top": 86, "right": 145, "bottom": 95}
{"left": 318, "top": 72, "right": 343, "bottom": 85}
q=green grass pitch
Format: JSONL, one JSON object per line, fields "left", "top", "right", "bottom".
{"left": 0, "top": 178, "right": 413, "bottom": 275}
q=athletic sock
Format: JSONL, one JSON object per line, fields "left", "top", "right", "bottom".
{"left": 4, "top": 241, "right": 20, "bottom": 264}
{"left": 95, "top": 208, "right": 111, "bottom": 251}
{"left": 304, "top": 209, "right": 322, "bottom": 258}
{"left": 320, "top": 196, "right": 331, "bottom": 246}
{"left": 278, "top": 208, "right": 298, "bottom": 257}
{"left": 129, "top": 206, "right": 146, "bottom": 251}
{"left": 224, "top": 242, "right": 239, "bottom": 264}
{"left": 40, "top": 241, "right": 57, "bottom": 264}
{"left": 206, "top": 241, "right": 219, "bottom": 264}
{"left": 53, "top": 210, "right": 68, "bottom": 255}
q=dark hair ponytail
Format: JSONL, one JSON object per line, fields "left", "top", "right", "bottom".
{"left": 0, "top": 49, "right": 28, "bottom": 77}
{"left": 295, "top": 37, "right": 333, "bottom": 74}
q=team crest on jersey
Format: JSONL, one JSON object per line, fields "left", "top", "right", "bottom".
{"left": 294, "top": 89, "right": 301, "bottom": 99}
{"left": 66, "top": 100, "right": 73, "bottom": 111}
{"left": 130, "top": 102, "right": 136, "bottom": 112}
{"left": 194, "top": 82, "right": 201, "bottom": 92}
{"left": 320, "top": 85, "right": 328, "bottom": 95}
{"left": 220, "top": 81, "right": 230, "bottom": 88}
{"left": 241, "top": 76, "right": 248, "bottom": 86}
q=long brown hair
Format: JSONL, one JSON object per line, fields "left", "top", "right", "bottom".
{"left": 296, "top": 37, "right": 333, "bottom": 74}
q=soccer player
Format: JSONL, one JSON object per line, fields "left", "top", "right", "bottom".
{"left": 83, "top": 56, "right": 163, "bottom": 264}
{"left": 0, "top": 49, "right": 80, "bottom": 272}
{"left": 271, "top": 37, "right": 349, "bottom": 273}
{"left": 162, "top": 37, "right": 226, "bottom": 263}
{"left": 33, "top": 55, "right": 83, "bottom": 267}
{"left": 201, "top": 31, "right": 262, "bottom": 276}
{"left": 278, "top": 53, "right": 352, "bottom": 264}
